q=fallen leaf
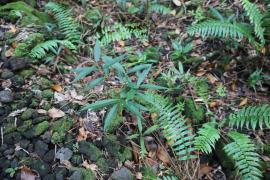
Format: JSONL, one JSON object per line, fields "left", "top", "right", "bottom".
{"left": 207, "top": 73, "right": 218, "bottom": 84}
{"left": 136, "top": 172, "right": 143, "bottom": 179}
{"left": 5, "top": 48, "right": 14, "bottom": 57}
{"left": 12, "top": 41, "right": 17, "bottom": 48}
{"left": 48, "top": 108, "right": 65, "bottom": 118}
{"left": 199, "top": 164, "right": 213, "bottom": 178}
{"left": 8, "top": 108, "right": 27, "bottom": 117}
{"left": 239, "top": 97, "right": 248, "bottom": 106}
{"left": 76, "top": 127, "right": 89, "bottom": 141}
{"left": 157, "top": 146, "right": 170, "bottom": 164}
{"left": 82, "top": 160, "right": 97, "bottom": 171}
{"left": 8, "top": 26, "right": 17, "bottom": 33}
{"left": 131, "top": 141, "right": 140, "bottom": 163}
{"left": 52, "top": 84, "right": 63, "bottom": 92}
{"left": 37, "top": 109, "right": 47, "bottom": 114}
{"left": 209, "top": 101, "right": 218, "bottom": 108}
{"left": 70, "top": 89, "right": 84, "bottom": 100}
{"left": 20, "top": 166, "right": 37, "bottom": 180}
{"left": 196, "top": 69, "right": 206, "bottom": 77}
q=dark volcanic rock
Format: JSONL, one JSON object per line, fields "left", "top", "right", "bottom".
{"left": 0, "top": 90, "right": 13, "bottom": 103}
{"left": 3, "top": 57, "right": 29, "bottom": 71}
{"left": 31, "top": 160, "right": 50, "bottom": 177}
{"left": 1, "top": 70, "right": 14, "bottom": 79}
{"left": 35, "top": 140, "right": 48, "bottom": 157}
{"left": 78, "top": 141, "right": 102, "bottom": 162}
{"left": 44, "top": 149, "right": 55, "bottom": 163}
{"left": 55, "top": 147, "right": 73, "bottom": 163}
{"left": 110, "top": 167, "right": 134, "bottom": 180}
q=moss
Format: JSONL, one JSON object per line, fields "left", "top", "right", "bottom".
{"left": 184, "top": 98, "right": 205, "bottom": 124}
{"left": 17, "top": 120, "right": 32, "bottom": 132}
{"left": 105, "top": 115, "right": 123, "bottom": 133}
{"left": 21, "top": 108, "right": 37, "bottom": 120}
{"left": 38, "top": 78, "right": 51, "bottom": 90}
{"left": 120, "top": 148, "right": 133, "bottom": 162}
{"left": 78, "top": 141, "right": 102, "bottom": 162}
{"left": 51, "top": 118, "right": 74, "bottom": 144}
{"left": 33, "top": 121, "right": 49, "bottom": 136}
{"left": 96, "top": 158, "right": 110, "bottom": 173}
{"left": 14, "top": 43, "right": 28, "bottom": 57}
{"left": 70, "top": 167, "right": 95, "bottom": 180}
{"left": 42, "top": 89, "right": 54, "bottom": 99}
{"left": 19, "top": 69, "right": 35, "bottom": 79}
{"left": 3, "top": 123, "right": 16, "bottom": 134}
{"left": 103, "top": 135, "right": 121, "bottom": 155}
{"left": 71, "top": 155, "right": 83, "bottom": 165}
{"left": 142, "top": 166, "right": 157, "bottom": 180}
{"left": 51, "top": 132, "right": 65, "bottom": 144}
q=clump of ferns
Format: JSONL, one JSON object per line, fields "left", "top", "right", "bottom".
{"left": 30, "top": 2, "right": 81, "bottom": 59}
{"left": 144, "top": 92, "right": 267, "bottom": 179}
{"left": 187, "top": 0, "right": 265, "bottom": 50}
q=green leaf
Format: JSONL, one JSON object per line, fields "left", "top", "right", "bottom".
{"left": 104, "top": 104, "right": 118, "bottom": 132}
{"left": 84, "top": 77, "right": 104, "bottom": 90}
{"left": 140, "top": 136, "right": 147, "bottom": 158}
{"left": 94, "top": 40, "right": 101, "bottom": 62}
{"left": 72, "top": 67, "right": 97, "bottom": 82}
{"left": 140, "top": 83, "right": 167, "bottom": 90}
{"left": 137, "top": 65, "right": 151, "bottom": 86}
{"left": 137, "top": 115, "right": 143, "bottom": 133}
{"left": 128, "top": 64, "right": 151, "bottom": 74}
{"left": 127, "top": 133, "right": 140, "bottom": 140}
{"left": 125, "top": 101, "right": 144, "bottom": 120}
{"left": 81, "top": 99, "right": 119, "bottom": 111}
{"left": 143, "top": 125, "right": 159, "bottom": 136}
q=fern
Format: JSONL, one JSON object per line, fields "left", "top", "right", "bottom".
{"left": 223, "top": 131, "right": 262, "bottom": 180}
{"left": 194, "top": 123, "right": 220, "bottom": 154}
{"left": 150, "top": 3, "right": 171, "bottom": 14}
{"left": 240, "top": 0, "right": 265, "bottom": 44}
{"left": 142, "top": 93, "right": 197, "bottom": 161}
{"left": 158, "top": 176, "right": 178, "bottom": 180}
{"left": 193, "top": 79, "right": 209, "bottom": 102}
{"left": 187, "top": 20, "right": 254, "bottom": 43}
{"left": 45, "top": 2, "right": 81, "bottom": 43}
{"left": 30, "top": 40, "right": 76, "bottom": 58}
{"left": 97, "top": 23, "right": 147, "bottom": 45}
{"left": 228, "top": 104, "right": 270, "bottom": 130}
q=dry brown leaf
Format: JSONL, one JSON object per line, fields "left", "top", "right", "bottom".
{"left": 37, "top": 109, "right": 47, "bottom": 114}
{"left": 8, "top": 26, "right": 17, "bottom": 33}
{"left": 76, "top": 127, "right": 89, "bottom": 141}
{"left": 136, "top": 172, "right": 143, "bottom": 179}
{"left": 131, "top": 141, "right": 140, "bottom": 163}
{"left": 239, "top": 97, "right": 248, "bottom": 106}
{"left": 157, "top": 146, "right": 170, "bottom": 164}
{"left": 52, "top": 84, "right": 63, "bottom": 92}
{"left": 209, "top": 101, "right": 218, "bottom": 108}
{"left": 82, "top": 160, "right": 97, "bottom": 171}
{"left": 11, "top": 41, "right": 17, "bottom": 48}
{"left": 199, "top": 164, "right": 213, "bottom": 178}
{"left": 48, "top": 108, "right": 65, "bottom": 118}
{"left": 207, "top": 73, "right": 218, "bottom": 84}
{"left": 20, "top": 166, "right": 37, "bottom": 180}
{"left": 196, "top": 69, "right": 206, "bottom": 77}
{"left": 5, "top": 48, "right": 14, "bottom": 57}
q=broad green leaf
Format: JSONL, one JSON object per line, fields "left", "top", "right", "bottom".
{"left": 84, "top": 77, "right": 104, "bottom": 90}
{"left": 72, "top": 67, "right": 97, "bottom": 82}
{"left": 127, "top": 133, "right": 140, "bottom": 140}
{"left": 143, "top": 125, "right": 159, "bottom": 136}
{"left": 137, "top": 115, "right": 143, "bottom": 133}
{"left": 137, "top": 65, "right": 151, "bottom": 86}
{"left": 125, "top": 101, "right": 144, "bottom": 120}
{"left": 94, "top": 40, "right": 101, "bottom": 62}
{"left": 140, "top": 136, "right": 147, "bottom": 158}
{"left": 140, "top": 83, "right": 167, "bottom": 90}
{"left": 81, "top": 99, "right": 119, "bottom": 111}
{"left": 104, "top": 104, "right": 118, "bottom": 132}
{"left": 128, "top": 64, "right": 151, "bottom": 74}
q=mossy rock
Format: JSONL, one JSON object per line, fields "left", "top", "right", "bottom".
{"left": 51, "top": 118, "right": 74, "bottom": 144}
{"left": 19, "top": 68, "right": 35, "bottom": 79}
{"left": 42, "top": 89, "right": 54, "bottom": 99}
{"left": 96, "top": 158, "right": 110, "bottom": 173}
{"left": 78, "top": 141, "right": 102, "bottom": 162}
{"left": 21, "top": 108, "right": 37, "bottom": 120}
{"left": 71, "top": 154, "right": 83, "bottom": 165}
{"left": 3, "top": 122, "right": 16, "bottom": 134}
{"left": 17, "top": 120, "right": 32, "bottom": 132}
{"left": 14, "top": 43, "right": 28, "bottom": 57}
{"left": 183, "top": 98, "right": 205, "bottom": 124}
{"left": 38, "top": 77, "right": 52, "bottom": 90}
{"left": 70, "top": 167, "right": 95, "bottom": 180}
{"left": 103, "top": 135, "right": 121, "bottom": 155}
{"left": 51, "top": 132, "right": 65, "bottom": 144}
{"left": 119, "top": 147, "right": 133, "bottom": 162}
{"left": 105, "top": 115, "right": 123, "bottom": 133}
{"left": 24, "top": 121, "right": 49, "bottom": 138}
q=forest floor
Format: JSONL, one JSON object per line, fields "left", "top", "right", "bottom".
{"left": 0, "top": 0, "right": 270, "bottom": 180}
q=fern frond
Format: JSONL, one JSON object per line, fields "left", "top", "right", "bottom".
{"left": 158, "top": 176, "right": 178, "bottom": 180}
{"left": 228, "top": 104, "right": 270, "bottom": 130}
{"left": 240, "top": 0, "right": 265, "bottom": 44}
{"left": 142, "top": 93, "right": 197, "bottom": 161}
{"left": 187, "top": 20, "right": 254, "bottom": 43}
{"left": 45, "top": 2, "right": 81, "bottom": 43}
{"left": 30, "top": 40, "right": 76, "bottom": 58}
{"left": 194, "top": 123, "right": 220, "bottom": 154}
{"left": 223, "top": 131, "right": 262, "bottom": 180}
{"left": 98, "top": 23, "right": 147, "bottom": 45}
{"left": 150, "top": 3, "right": 171, "bottom": 14}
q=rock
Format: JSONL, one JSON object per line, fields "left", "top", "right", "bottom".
{"left": 70, "top": 171, "right": 82, "bottom": 180}
{"left": 20, "top": 108, "right": 38, "bottom": 120}
{"left": 4, "top": 57, "right": 29, "bottom": 71}
{"left": 17, "top": 120, "right": 32, "bottom": 132}
{"left": 44, "top": 174, "right": 55, "bottom": 180}
{"left": 35, "top": 140, "right": 48, "bottom": 157}
{"left": 0, "top": 144, "right": 8, "bottom": 152}
{"left": 51, "top": 118, "right": 73, "bottom": 144}
{"left": 19, "top": 139, "right": 30, "bottom": 149}
{"left": 110, "top": 167, "right": 134, "bottom": 180}
{"left": 4, "top": 132, "right": 21, "bottom": 144}
{"left": 31, "top": 160, "right": 50, "bottom": 177}
{"left": 41, "top": 131, "right": 51, "bottom": 143}
{"left": 96, "top": 158, "right": 110, "bottom": 173}
{"left": 11, "top": 75, "right": 24, "bottom": 87}
{"left": 43, "top": 149, "right": 55, "bottom": 163}
{"left": 78, "top": 141, "right": 102, "bottom": 162}
{"left": 0, "top": 90, "right": 13, "bottom": 103}
{"left": 1, "top": 70, "right": 14, "bottom": 79}
{"left": 42, "top": 89, "right": 54, "bottom": 99}
{"left": 55, "top": 167, "right": 67, "bottom": 180}
{"left": 33, "top": 116, "right": 49, "bottom": 124}
{"left": 55, "top": 147, "right": 73, "bottom": 163}
{"left": 3, "top": 148, "right": 14, "bottom": 156}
